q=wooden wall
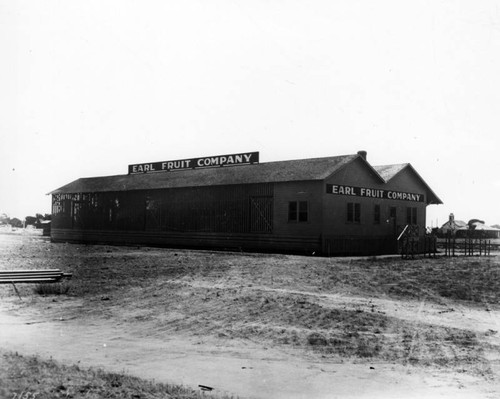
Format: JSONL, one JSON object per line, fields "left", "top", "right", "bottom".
{"left": 51, "top": 183, "right": 321, "bottom": 254}
{"left": 51, "top": 161, "right": 431, "bottom": 256}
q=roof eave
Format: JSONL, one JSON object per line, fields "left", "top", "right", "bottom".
{"left": 383, "top": 163, "right": 443, "bottom": 205}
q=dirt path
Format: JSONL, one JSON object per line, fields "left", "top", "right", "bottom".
{"left": 1, "top": 304, "right": 498, "bottom": 399}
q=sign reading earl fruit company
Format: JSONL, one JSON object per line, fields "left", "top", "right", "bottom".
{"left": 129, "top": 152, "right": 259, "bottom": 174}
{"left": 326, "top": 184, "right": 424, "bottom": 202}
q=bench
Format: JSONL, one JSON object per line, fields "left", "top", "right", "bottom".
{"left": 0, "top": 269, "right": 72, "bottom": 299}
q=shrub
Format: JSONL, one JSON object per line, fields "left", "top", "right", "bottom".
{"left": 307, "top": 332, "right": 328, "bottom": 346}
{"left": 33, "top": 282, "right": 71, "bottom": 296}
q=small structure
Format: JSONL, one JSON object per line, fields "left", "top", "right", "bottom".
{"left": 41, "top": 220, "right": 52, "bottom": 236}
{"left": 468, "top": 221, "right": 500, "bottom": 239}
{"left": 439, "top": 214, "right": 468, "bottom": 237}
{"left": 439, "top": 215, "right": 500, "bottom": 239}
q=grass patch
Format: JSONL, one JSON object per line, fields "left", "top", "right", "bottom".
{"left": 0, "top": 351, "right": 238, "bottom": 399}
{"left": 319, "top": 256, "right": 500, "bottom": 304}
{"left": 133, "top": 287, "right": 490, "bottom": 373}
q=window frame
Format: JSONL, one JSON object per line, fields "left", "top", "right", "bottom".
{"left": 288, "top": 200, "right": 309, "bottom": 223}
{"left": 406, "top": 207, "right": 417, "bottom": 225}
{"left": 347, "top": 202, "right": 361, "bottom": 224}
{"left": 374, "top": 204, "right": 381, "bottom": 224}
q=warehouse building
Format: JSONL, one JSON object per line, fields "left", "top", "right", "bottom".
{"left": 49, "top": 151, "right": 442, "bottom": 256}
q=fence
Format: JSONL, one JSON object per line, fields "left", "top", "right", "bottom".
{"left": 397, "top": 225, "right": 437, "bottom": 259}
{"left": 441, "top": 236, "right": 492, "bottom": 257}
{"left": 399, "top": 235, "right": 437, "bottom": 259}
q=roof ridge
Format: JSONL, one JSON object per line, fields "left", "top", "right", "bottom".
{"left": 48, "top": 153, "right": 361, "bottom": 195}
{"left": 373, "top": 163, "right": 409, "bottom": 168}
{"left": 258, "top": 153, "right": 357, "bottom": 165}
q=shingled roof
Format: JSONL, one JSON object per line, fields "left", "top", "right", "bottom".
{"left": 48, "top": 153, "right": 443, "bottom": 205}
{"left": 49, "top": 154, "right": 359, "bottom": 195}
{"left": 374, "top": 163, "right": 442, "bottom": 204}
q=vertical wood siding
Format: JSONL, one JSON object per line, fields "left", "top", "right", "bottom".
{"left": 52, "top": 184, "right": 274, "bottom": 235}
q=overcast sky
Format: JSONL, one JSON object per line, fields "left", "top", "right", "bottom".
{"left": 1, "top": 0, "right": 500, "bottom": 227}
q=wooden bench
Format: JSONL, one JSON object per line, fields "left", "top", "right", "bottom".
{"left": 0, "top": 269, "right": 73, "bottom": 284}
{"left": 0, "top": 269, "right": 72, "bottom": 299}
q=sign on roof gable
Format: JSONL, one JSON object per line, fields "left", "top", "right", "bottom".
{"left": 326, "top": 184, "right": 425, "bottom": 202}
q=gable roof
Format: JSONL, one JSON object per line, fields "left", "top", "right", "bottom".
{"left": 48, "top": 153, "right": 443, "bottom": 205}
{"left": 440, "top": 220, "right": 468, "bottom": 231}
{"left": 373, "top": 164, "right": 408, "bottom": 181}
{"left": 373, "top": 163, "right": 443, "bottom": 205}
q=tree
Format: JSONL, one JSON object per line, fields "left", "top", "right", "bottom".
{"left": 25, "top": 216, "right": 37, "bottom": 226}
{"left": 0, "top": 213, "right": 10, "bottom": 225}
{"left": 10, "top": 218, "right": 23, "bottom": 228}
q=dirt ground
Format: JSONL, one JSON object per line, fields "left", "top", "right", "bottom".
{"left": 1, "top": 230, "right": 500, "bottom": 399}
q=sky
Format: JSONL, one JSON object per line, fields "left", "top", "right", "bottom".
{"left": 1, "top": 0, "right": 500, "bottom": 227}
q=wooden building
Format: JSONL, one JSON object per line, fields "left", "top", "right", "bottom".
{"left": 49, "top": 151, "right": 442, "bottom": 256}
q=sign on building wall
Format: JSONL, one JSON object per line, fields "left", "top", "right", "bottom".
{"left": 326, "top": 184, "right": 424, "bottom": 202}
{"left": 128, "top": 152, "right": 259, "bottom": 174}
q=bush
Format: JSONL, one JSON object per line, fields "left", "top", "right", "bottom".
{"left": 33, "top": 282, "right": 71, "bottom": 296}
{"left": 307, "top": 332, "right": 328, "bottom": 346}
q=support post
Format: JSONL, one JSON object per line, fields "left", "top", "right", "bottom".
{"left": 11, "top": 282, "right": 22, "bottom": 300}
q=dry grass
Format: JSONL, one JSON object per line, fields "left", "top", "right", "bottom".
{"left": 1, "top": 234, "right": 499, "bottom": 380}
{"left": 0, "top": 350, "right": 238, "bottom": 399}
{"left": 108, "top": 283, "right": 490, "bottom": 374}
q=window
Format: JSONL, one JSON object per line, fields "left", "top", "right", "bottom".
{"left": 374, "top": 204, "right": 380, "bottom": 224}
{"left": 406, "top": 207, "right": 417, "bottom": 225}
{"left": 288, "top": 201, "right": 297, "bottom": 221}
{"left": 288, "top": 201, "right": 308, "bottom": 222}
{"left": 298, "top": 201, "right": 308, "bottom": 222}
{"left": 347, "top": 203, "right": 361, "bottom": 223}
